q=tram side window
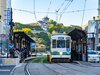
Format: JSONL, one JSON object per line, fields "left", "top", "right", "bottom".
{"left": 57, "top": 40, "right": 65, "bottom": 48}
{"left": 52, "top": 39, "right": 56, "bottom": 48}
{"left": 66, "top": 40, "right": 70, "bottom": 48}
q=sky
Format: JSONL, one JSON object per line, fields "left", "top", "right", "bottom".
{"left": 11, "top": 0, "right": 98, "bottom": 26}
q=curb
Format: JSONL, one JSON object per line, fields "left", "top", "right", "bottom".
{"left": 23, "top": 57, "right": 36, "bottom": 63}
{"left": 72, "top": 61, "right": 82, "bottom": 65}
{"left": 10, "top": 63, "right": 23, "bottom": 75}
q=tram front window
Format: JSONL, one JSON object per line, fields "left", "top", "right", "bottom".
{"left": 57, "top": 40, "right": 65, "bottom": 48}
{"left": 52, "top": 39, "right": 56, "bottom": 48}
{"left": 66, "top": 40, "right": 70, "bottom": 48}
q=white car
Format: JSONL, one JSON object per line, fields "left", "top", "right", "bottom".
{"left": 88, "top": 51, "right": 99, "bottom": 63}
{"left": 96, "top": 51, "right": 100, "bottom": 61}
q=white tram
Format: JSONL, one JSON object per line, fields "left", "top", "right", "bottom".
{"left": 49, "top": 34, "right": 71, "bottom": 63}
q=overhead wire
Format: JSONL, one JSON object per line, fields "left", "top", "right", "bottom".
{"left": 46, "top": 0, "right": 52, "bottom": 17}
{"left": 33, "top": 0, "right": 37, "bottom": 21}
{"left": 59, "top": 0, "right": 73, "bottom": 22}
{"left": 12, "top": 8, "right": 96, "bottom": 14}
{"left": 56, "top": 0, "right": 67, "bottom": 12}
{"left": 55, "top": 0, "right": 68, "bottom": 22}
{"left": 81, "top": 0, "right": 87, "bottom": 26}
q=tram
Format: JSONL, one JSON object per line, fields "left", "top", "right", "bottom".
{"left": 49, "top": 34, "right": 72, "bottom": 63}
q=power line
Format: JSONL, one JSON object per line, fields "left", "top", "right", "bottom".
{"left": 81, "top": 0, "right": 87, "bottom": 26}
{"left": 56, "top": 0, "right": 67, "bottom": 12}
{"left": 46, "top": 0, "right": 52, "bottom": 17}
{"left": 59, "top": 0, "right": 73, "bottom": 22}
{"left": 55, "top": 0, "right": 67, "bottom": 22}
{"left": 33, "top": 0, "right": 37, "bottom": 21}
{"left": 12, "top": 8, "right": 96, "bottom": 14}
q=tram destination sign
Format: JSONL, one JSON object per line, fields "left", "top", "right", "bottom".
{"left": 58, "top": 37, "right": 64, "bottom": 40}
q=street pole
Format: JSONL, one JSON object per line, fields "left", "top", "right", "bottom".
{"left": 92, "top": 33, "right": 95, "bottom": 50}
{"left": 93, "top": 17, "right": 100, "bottom": 50}
{"left": 8, "top": 8, "right": 15, "bottom": 58}
{"left": 9, "top": 8, "right": 14, "bottom": 43}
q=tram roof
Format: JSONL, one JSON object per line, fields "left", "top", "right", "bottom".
{"left": 67, "top": 28, "right": 86, "bottom": 41}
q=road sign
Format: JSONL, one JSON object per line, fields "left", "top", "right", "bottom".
{"left": 6, "top": 8, "right": 11, "bottom": 25}
{"left": 9, "top": 43, "right": 14, "bottom": 48}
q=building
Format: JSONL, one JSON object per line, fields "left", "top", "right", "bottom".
{"left": 85, "top": 0, "right": 100, "bottom": 51}
{"left": 0, "top": 0, "right": 11, "bottom": 55}
{"left": 0, "top": 0, "right": 7, "bottom": 25}
{"left": 38, "top": 17, "right": 51, "bottom": 31}
{"left": 81, "top": 24, "right": 88, "bottom": 30}
{"left": 0, "top": 0, "right": 7, "bottom": 34}
{"left": 87, "top": 16, "right": 100, "bottom": 51}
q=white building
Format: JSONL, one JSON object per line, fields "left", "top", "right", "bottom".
{"left": 87, "top": 16, "right": 100, "bottom": 51}
{"left": 38, "top": 17, "right": 51, "bottom": 31}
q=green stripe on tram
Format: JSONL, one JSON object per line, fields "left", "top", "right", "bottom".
{"left": 51, "top": 52, "right": 71, "bottom": 55}
{"left": 51, "top": 52, "right": 60, "bottom": 55}
{"left": 63, "top": 52, "right": 70, "bottom": 55}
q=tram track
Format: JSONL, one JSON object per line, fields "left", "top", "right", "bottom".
{"left": 24, "top": 63, "right": 31, "bottom": 75}
{"left": 57, "top": 63, "right": 97, "bottom": 75}
{"left": 42, "top": 63, "right": 63, "bottom": 75}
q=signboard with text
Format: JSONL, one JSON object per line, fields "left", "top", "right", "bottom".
{"left": 6, "top": 8, "right": 11, "bottom": 25}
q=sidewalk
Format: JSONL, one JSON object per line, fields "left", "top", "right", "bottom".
{"left": 74, "top": 61, "right": 92, "bottom": 66}
{"left": 73, "top": 61, "right": 100, "bottom": 67}
{"left": 12, "top": 56, "right": 36, "bottom": 75}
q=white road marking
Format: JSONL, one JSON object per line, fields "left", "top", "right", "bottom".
{"left": 0, "top": 69, "right": 11, "bottom": 72}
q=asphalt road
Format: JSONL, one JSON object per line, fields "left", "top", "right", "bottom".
{"left": 14, "top": 62, "right": 100, "bottom": 75}
{"left": 0, "top": 65, "right": 15, "bottom": 75}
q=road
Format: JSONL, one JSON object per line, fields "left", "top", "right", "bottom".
{"left": 14, "top": 62, "right": 100, "bottom": 75}
{"left": 0, "top": 65, "right": 15, "bottom": 75}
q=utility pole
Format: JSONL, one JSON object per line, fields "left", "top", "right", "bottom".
{"left": 9, "top": 8, "right": 14, "bottom": 43}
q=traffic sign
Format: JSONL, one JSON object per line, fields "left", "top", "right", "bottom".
{"left": 9, "top": 43, "right": 14, "bottom": 48}
{"left": 6, "top": 8, "right": 11, "bottom": 25}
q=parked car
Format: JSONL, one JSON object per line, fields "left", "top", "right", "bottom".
{"left": 88, "top": 51, "right": 99, "bottom": 63}
{"left": 96, "top": 51, "right": 100, "bottom": 61}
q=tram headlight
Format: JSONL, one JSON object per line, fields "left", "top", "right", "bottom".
{"left": 60, "top": 52, "right": 62, "bottom": 55}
